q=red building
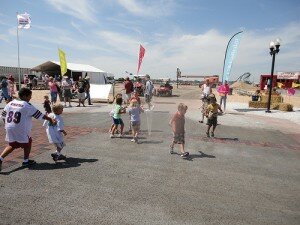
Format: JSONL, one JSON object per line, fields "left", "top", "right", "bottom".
{"left": 260, "top": 72, "right": 300, "bottom": 90}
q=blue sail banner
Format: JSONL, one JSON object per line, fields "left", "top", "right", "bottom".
{"left": 222, "top": 31, "right": 243, "bottom": 83}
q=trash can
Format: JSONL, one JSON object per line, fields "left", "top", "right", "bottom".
{"left": 228, "top": 88, "right": 233, "bottom": 95}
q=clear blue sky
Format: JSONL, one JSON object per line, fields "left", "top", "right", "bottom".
{"left": 0, "top": 0, "right": 299, "bottom": 81}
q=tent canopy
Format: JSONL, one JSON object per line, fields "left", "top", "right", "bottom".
{"left": 31, "top": 61, "right": 108, "bottom": 84}
{"left": 31, "top": 61, "right": 106, "bottom": 73}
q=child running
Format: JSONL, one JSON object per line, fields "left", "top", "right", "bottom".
{"left": 0, "top": 88, "right": 56, "bottom": 172}
{"left": 43, "top": 95, "right": 52, "bottom": 115}
{"left": 109, "top": 93, "right": 122, "bottom": 134}
{"left": 205, "top": 96, "right": 223, "bottom": 137}
{"left": 44, "top": 103, "right": 67, "bottom": 161}
{"left": 169, "top": 103, "right": 189, "bottom": 157}
{"left": 110, "top": 97, "right": 126, "bottom": 138}
{"left": 129, "top": 90, "right": 141, "bottom": 106}
{"left": 128, "top": 99, "right": 144, "bottom": 143}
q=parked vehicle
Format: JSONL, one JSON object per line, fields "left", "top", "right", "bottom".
{"left": 156, "top": 81, "right": 173, "bottom": 97}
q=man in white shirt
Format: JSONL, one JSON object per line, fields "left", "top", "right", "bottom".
{"left": 0, "top": 88, "right": 56, "bottom": 172}
{"left": 145, "top": 74, "right": 154, "bottom": 110}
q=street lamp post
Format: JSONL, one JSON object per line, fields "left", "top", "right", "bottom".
{"left": 266, "top": 38, "right": 281, "bottom": 113}
{"left": 176, "top": 67, "right": 181, "bottom": 89}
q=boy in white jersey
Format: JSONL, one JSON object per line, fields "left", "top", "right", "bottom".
{"left": 0, "top": 88, "right": 56, "bottom": 172}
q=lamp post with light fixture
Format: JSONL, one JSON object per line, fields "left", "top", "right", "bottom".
{"left": 266, "top": 38, "right": 281, "bottom": 113}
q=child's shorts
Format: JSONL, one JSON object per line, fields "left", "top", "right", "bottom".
{"left": 173, "top": 132, "right": 185, "bottom": 144}
{"left": 113, "top": 118, "right": 124, "bottom": 125}
{"left": 54, "top": 142, "right": 65, "bottom": 149}
{"left": 9, "top": 137, "right": 32, "bottom": 149}
{"left": 207, "top": 117, "right": 218, "bottom": 126}
{"left": 131, "top": 121, "right": 140, "bottom": 130}
{"left": 77, "top": 92, "right": 85, "bottom": 100}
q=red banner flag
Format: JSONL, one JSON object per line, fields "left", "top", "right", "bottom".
{"left": 137, "top": 44, "right": 145, "bottom": 74}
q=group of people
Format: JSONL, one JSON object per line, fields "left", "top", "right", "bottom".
{"left": 0, "top": 87, "right": 67, "bottom": 172}
{"left": 199, "top": 79, "right": 228, "bottom": 137}
{"left": 0, "top": 75, "right": 233, "bottom": 172}
{"left": 46, "top": 74, "right": 92, "bottom": 108}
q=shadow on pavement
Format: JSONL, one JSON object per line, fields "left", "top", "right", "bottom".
{"left": 138, "top": 140, "right": 164, "bottom": 144}
{"left": 182, "top": 151, "right": 216, "bottom": 161}
{"left": 1, "top": 157, "right": 98, "bottom": 174}
{"left": 29, "top": 157, "right": 98, "bottom": 171}
{"left": 171, "top": 151, "right": 216, "bottom": 161}
{"left": 213, "top": 137, "right": 239, "bottom": 141}
{"left": 234, "top": 108, "right": 266, "bottom": 112}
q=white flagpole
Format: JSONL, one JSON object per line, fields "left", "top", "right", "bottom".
{"left": 16, "top": 12, "right": 21, "bottom": 90}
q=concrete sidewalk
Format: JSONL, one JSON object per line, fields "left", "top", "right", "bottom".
{"left": 0, "top": 99, "right": 300, "bottom": 225}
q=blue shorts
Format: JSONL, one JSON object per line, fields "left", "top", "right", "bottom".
{"left": 113, "top": 118, "right": 124, "bottom": 125}
{"left": 50, "top": 92, "right": 58, "bottom": 102}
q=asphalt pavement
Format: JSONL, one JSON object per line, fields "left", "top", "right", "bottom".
{"left": 0, "top": 101, "right": 299, "bottom": 225}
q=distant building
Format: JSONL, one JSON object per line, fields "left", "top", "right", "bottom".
{"left": 0, "top": 65, "right": 33, "bottom": 80}
{"left": 260, "top": 72, "right": 300, "bottom": 90}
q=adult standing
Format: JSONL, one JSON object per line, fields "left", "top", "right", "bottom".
{"left": 61, "top": 76, "right": 73, "bottom": 107}
{"left": 84, "top": 76, "right": 92, "bottom": 105}
{"left": 23, "top": 75, "right": 29, "bottom": 88}
{"left": 8, "top": 75, "right": 15, "bottom": 99}
{"left": 75, "top": 76, "right": 86, "bottom": 107}
{"left": 124, "top": 77, "right": 134, "bottom": 104}
{"left": 145, "top": 74, "right": 154, "bottom": 110}
{"left": 48, "top": 77, "right": 58, "bottom": 105}
{"left": 199, "top": 79, "right": 212, "bottom": 123}
{"left": 217, "top": 80, "right": 230, "bottom": 112}
{"left": 0, "top": 76, "right": 10, "bottom": 103}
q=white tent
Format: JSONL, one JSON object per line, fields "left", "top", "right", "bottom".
{"left": 31, "top": 61, "right": 109, "bottom": 84}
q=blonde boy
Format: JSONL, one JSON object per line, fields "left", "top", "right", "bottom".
{"left": 169, "top": 103, "right": 189, "bottom": 157}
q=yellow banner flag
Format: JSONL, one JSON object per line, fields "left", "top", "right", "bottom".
{"left": 58, "top": 48, "right": 67, "bottom": 76}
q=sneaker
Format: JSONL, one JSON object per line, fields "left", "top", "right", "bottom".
{"left": 51, "top": 153, "right": 57, "bottom": 158}
{"left": 169, "top": 147, "right": 174, "bottom": 154}
{"left": 110, "top": 134, "right": 114, "bottom": 138}
{"left": 150, "top": 105, "right": 155, "bottom": 110}
{"left": 118, "top": 133, "right": 124, "bottom": 138}
{"left": 206, "top": 132, "right": 210, "bottom": 137}
{"left": 211, "top": 132, "right": 214, "bottom": 137}
{"left": 180, "top": 152, "right": 189, "bottom": 157}
{"left": 131, "top": 138, "right": 135, "bottom": 142}
{"left": 56, "top": 154, "right": 66, "bottom": 160}
{"left": 22, "top": 160, "right": 36, "bottom": 167}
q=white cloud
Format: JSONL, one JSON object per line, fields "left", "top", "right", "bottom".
{"left": 45, "top": 0, "right": 97, "bottom": 23}
{"left": 117, "top": 0, "right": 175, "bottom": 17}
{"left": 70, "top": 21, "right": 87, "bottom": 36}
{"left": 0, "top": 34, "right": 10, "bottom": 42}
{"left": 95, "top": 30, "right": 142, "bottom": 55}
{"left": 91, "top": 23, "right": 300, "bottom": 81}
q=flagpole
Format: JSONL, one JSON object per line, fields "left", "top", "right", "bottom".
{"left": 16, "top": 12, "right": 21, "bottom": 90}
